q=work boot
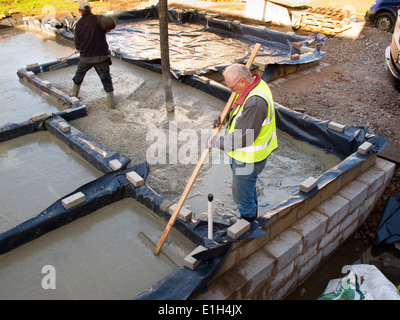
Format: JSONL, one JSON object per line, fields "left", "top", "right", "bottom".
{"left": 240, "top": 214, "right": 257, "bottom": 222}
{"left": 106, "top": 91, "right": 116, "bottom": 109}
{"left": 72, "top": 83, "right": 80, "bottom": 97}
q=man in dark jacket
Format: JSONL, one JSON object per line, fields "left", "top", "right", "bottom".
{"left": 72, "top": 1, "right": 116, "bottom": 108}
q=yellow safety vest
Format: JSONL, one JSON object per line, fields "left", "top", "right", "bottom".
{"left": 226, "top": 80, "right": 278, "bottom": 163}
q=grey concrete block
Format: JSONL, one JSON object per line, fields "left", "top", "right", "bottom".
{"left": 109, "top": 159, "right": 122, "bottom": 171}
{"left": 198, "top": 76, "right": 210, "bottom": 84}
{"left": 26, "top": 71, "right": 35, "bottom": 79}
{"left": 42, "top": 80, "right": 52, "bottom": 88}
{"left": 26, "top": 63, "right": 39, "bottom": 69}
{"left": 254, "top": 61, "right": 267, "bottom": 71}
{"left": 184, "top": 245, "right": 207, "bottom": 270}
{"left": 57, "top": 121, "right": 70, "bottom": 133}
{"left": 169, "top": 203, "right": 192, "bottom": 222}
{"left": 300, "top": 177, "right": 318, "bottom": 193}
{"left": 227, "top": 219, "right": 251, "bottom": 239}
{"left": 358, "top": 142, "right": 372, "bottom": 154}
{"left": 70, "top": 97, "right": 79, "bottom": 105}
{"left": 328, "top": 121, "right": 345, "bottom": 133}
{"left": 126, "top": 171, "right": 144, "bottom": 187}
{"left": 62, "top": 192, "right": 86, "bottom": 209}
{"left": 31, "top": 113, "right": 48, "bottom": 122}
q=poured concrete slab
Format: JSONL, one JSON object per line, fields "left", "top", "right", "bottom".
{"left": 0, "top": 198, "right": 196, "bottom": 299}
{"left": 0, "top": 30, "right": 73, "bottom": 127}
{"left": 0, "top": 131, "right": 102, "bottom": 233}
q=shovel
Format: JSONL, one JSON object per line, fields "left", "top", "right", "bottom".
{"left": 154, "top": 43, "right": 262, "bottom": 255}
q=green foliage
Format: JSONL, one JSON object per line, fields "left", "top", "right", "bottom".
{"left": 0, "top": 0, "right": 104, "bottom": 17}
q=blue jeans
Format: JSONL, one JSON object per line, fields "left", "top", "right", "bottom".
{"left": 230, "top": 157, "right": 267, "bottom": 221}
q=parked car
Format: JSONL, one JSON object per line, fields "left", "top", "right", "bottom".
{"left": 366, "top": 0, "right": 400, "bottom": 32}
{"left": 385, "top": 8, "right": 400, "bottom": 91}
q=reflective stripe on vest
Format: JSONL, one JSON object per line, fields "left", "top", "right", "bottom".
{"left": 230, "top": 89, "right": 274, "bottom": 127}
{"left": 226, "top": 81, "right": 278, "bottom": 163}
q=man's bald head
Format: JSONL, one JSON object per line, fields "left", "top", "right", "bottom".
{"left": 223, "top": 63, "right": 253, "bottom": 94}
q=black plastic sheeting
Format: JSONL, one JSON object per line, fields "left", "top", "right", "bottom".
{"left": 46, "top": 116, "right": 131, "bottom": 173}
{"left": 375, "top": 196, "right": 400, "bottom": 246}
{"left": 0, "top": 106, "right": 86, "bottom": 143}
{"left": 275, "top": 102, "right": 370, "bottom": 160}
{"left": 37, "top": 6, "right": 324, "bottom": 102}
{"left": 44, "top": 5, "right": 323, "bottom": 97}
{"left": 134, "top": 248, "right": 229, "bottom": 300}
{"left": 107, "top": 6, "right": 324, "bottom": 81}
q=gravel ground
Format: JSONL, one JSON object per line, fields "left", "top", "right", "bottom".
{"left": 270, "top": 24, "right": 400, "bottom": 245}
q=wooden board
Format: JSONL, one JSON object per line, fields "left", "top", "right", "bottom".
{"left": 292, "top": 6, "right": 352, "bottom": 35}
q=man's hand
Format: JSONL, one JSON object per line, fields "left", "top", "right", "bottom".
{"left": 213, "top": 115, "right": 228, "bottom": 128}
{"left": 205, "top": 135, "right": 219, "bottom": 149}
{"left": 213, "top": 115, "right": 221, "bottom": 128}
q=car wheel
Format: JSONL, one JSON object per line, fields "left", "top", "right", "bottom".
{"left": 375, "top": 12, "right": 395, "bottom": 32}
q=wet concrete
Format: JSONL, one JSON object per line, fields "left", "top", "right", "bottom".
{"left": 0, "top": 198, "right": 196, "bottom": 299}
{"left": 0, "top": 29, "right": 74, "bottom": 127}
{"left": 0, "top": 131, "right": 102, "bottom": 233}
{"left": 38, "top": 57, "right": 341, "bottom": 225}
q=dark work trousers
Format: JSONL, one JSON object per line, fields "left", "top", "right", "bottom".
{"left": 72, "top": 58, "right": 113, "bottom": 92}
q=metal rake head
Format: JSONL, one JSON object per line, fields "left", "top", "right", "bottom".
{"left": 49, "top": 60, "right": 69, "bottom": 71}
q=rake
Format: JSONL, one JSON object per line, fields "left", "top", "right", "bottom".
{"left": 49, "top": 51, "right": 78, "bottom": 71}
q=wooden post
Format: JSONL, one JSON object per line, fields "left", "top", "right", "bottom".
{"left": 159, "top": 0, "right": 174, "bottom": 112}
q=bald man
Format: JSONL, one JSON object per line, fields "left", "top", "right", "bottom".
{"left": 207, "top": 63, "right": 278, "bottom": 222}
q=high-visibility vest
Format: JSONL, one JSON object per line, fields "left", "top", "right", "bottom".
{"left": 226, "top": 80, "right": 278, "bottom": 163}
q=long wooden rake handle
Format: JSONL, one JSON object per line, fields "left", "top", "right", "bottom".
{"left": 155, "top": 43, "right": 262, "bottom": 255}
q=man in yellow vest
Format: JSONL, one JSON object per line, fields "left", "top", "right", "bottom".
{"left": 206, "top": 63, "right": 278, "bottom": 222}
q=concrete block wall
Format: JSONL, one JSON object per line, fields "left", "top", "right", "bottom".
{"left": 192, "top": 156, "right": 396, "bottom": 300}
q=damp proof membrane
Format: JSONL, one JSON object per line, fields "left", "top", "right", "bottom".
{"left": 106, "top": 7, "right": 323, "bottom": 79}
{"left": 43, "top": 6, "right": 323, "bottom": 80}
{"left": 107, "top": 18, "right": 307, "bottom": 76}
